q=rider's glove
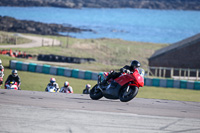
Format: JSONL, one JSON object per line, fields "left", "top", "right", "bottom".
{"left": 126, "top": 70, "right": 131, "bottom": 74}
{"left": 109, "top": 70, "right": 114, "bottom": 74}
{"left": 124, "top": 69, "right": 130, "bottom": 74}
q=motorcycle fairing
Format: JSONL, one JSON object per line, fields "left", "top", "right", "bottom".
{"left": 47, "top": 86, "right": 57, "bottom": 92}
{"left": 114, "top": 74, "right": 135, "bottom": 86}
{"left": 5, "top": 81, "right": 18, "bottom": 90}
{"left": 132, "top": 71, "right": 144, "bottom": 87}
{"left": 114, "top": 71, "right": 144, "bottom": 87}
{"left": 102, "top": 81, "right": 121, "bottom": 99}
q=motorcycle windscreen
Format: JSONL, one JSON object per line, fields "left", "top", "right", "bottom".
{"left": 133, "top": 72, "right": 144, "bottom": 87}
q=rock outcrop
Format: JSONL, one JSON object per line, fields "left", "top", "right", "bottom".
{"left": 0, "top": 0, "right": 200, "bottom": 11}
{"left": 0, "top": 16, "right": 93, "bottom": 36}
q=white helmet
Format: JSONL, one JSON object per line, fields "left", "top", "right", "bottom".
{"left": 64, "top": 81, "right": 69, "bottom": 87}
{"left": 50, "top": 78, "right": 56, "bottom": 83}
{"left": 85, "top": 84, "right": 91, "bottom": 89}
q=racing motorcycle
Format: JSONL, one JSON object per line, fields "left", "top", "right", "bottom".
{"left": 5, "top": 81, "right": 19, "bottom": 90}
{"left": 0, "top": 70, "right": 4, "bottom": 87}
{"left": 90, "top": 69, "right": 144, "bottom": 102}
{"left": 0, "top": 77, "right": 3, "bottom": 87}
{"left": 46, "top": 86, "right": 58, "bottom": 93}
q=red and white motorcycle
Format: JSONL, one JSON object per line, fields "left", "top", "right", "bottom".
{"left": 90, "top": 69, "right": 144, "bottom": 102}
{"left": 5, "top": 81, "right": 19, "bottom": 90}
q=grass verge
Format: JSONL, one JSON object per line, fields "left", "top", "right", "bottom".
{"left": 1, "top": 55, "right": 200, "bottom": 102}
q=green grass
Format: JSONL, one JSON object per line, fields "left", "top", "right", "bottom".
{"left": 3, "top": 68, "right": 97, "bottom": 93}
{"left": 138, "top": 86, "right": 200, "bottom": 102}
{"left": 1, "top": 54, "right": 97, "bottom": 93}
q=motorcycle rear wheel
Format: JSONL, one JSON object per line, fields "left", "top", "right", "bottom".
{"left": 119, "top": 86, "right": 139, "bottom": 102}
{"left": 90, "top": 84, "right": 103, "bottom": 100}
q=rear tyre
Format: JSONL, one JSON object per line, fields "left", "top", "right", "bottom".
{"left": 119, "top": 86, "right": 139, "bottom": 102}
{"left": 90, "top": 84, "right": 103, "bottom": 100}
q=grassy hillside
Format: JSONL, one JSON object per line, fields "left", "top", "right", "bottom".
{"left": 1, "top": 32, "right": 200, "bottom": 102}
{"left": 0, "top": 32, "right": 168, "bottom": 72}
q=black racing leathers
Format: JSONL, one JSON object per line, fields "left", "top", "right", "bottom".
{"left": 104, "top": 65, "right": 144, "bottom": 82}
{"left": 5, "top": 75, "right": 21, "bottom": 86}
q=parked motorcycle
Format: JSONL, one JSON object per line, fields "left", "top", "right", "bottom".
{"left": 5, "top": 81, "right": 19, "bottom": 90}
{"left": 90, "top": 69, "right": 144, "bottom": 102}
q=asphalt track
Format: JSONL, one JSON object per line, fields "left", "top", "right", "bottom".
{"left": 0, "top": 89, "right": 200, "bottom": 133}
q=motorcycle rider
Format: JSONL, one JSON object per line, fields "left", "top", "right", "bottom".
{"left": 5, "top": 69, "right": 21, "bottom": 90}
{"left": 83, "top": 84, "right": 91, "bottom": 94}
{"left": 0, "top": 59, "right": 4, "bottom": 86}
{"left": 45, "top": 78, "right": 59, "bottom": 92}
{"left": 59, "top": 81, "right": 73, "bottom": 93}
{"left": 101, "top": 60, "right": 144, "bottom": 86}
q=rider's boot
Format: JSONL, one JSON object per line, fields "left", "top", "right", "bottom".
{"left": 101, "top": 79, "right": 107, "bottom": 85}
{"left": 100, "top": 79, "right": 107, "bottom": 89}
{"left": 99, "top": 73, "right": 113, "bottom": 89}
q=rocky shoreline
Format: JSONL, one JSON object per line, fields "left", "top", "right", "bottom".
{"left": 0, "top": 16, "right": 93, "bottom": 36}
{"left": 0, "top": 0, "right": 200, "bottom": 11}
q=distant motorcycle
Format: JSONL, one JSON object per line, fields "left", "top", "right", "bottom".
{"left": 90, "top": 69, "right": 144, "bottom": 102}
{"left": 0, "top": 71, "right": 4, "bottom": 87}
{"left": 46, "top": 86, "right": 58, "bottom": 93}
{"left": 5, "top": 81, "right": 19, "bottom": 90}
{"left": 0, "top": 77, "right": 3, "bottom": 87}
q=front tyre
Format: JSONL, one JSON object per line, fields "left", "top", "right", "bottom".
{"left": 90, "top": 84, "right": 103, "bottom": 100}
{"left": 119, "top": 86, "right": 139, "bottom": 102}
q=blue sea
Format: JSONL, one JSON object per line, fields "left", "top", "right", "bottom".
{"left": 0, "top": 7, "right": 200, "bottom": 44}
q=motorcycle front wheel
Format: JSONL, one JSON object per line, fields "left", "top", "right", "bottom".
{"left": 90, "top": 84, "right": 103, "bottom": 100}
{"left": 119, "top": 86, "right": 139, "bottom": 102}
